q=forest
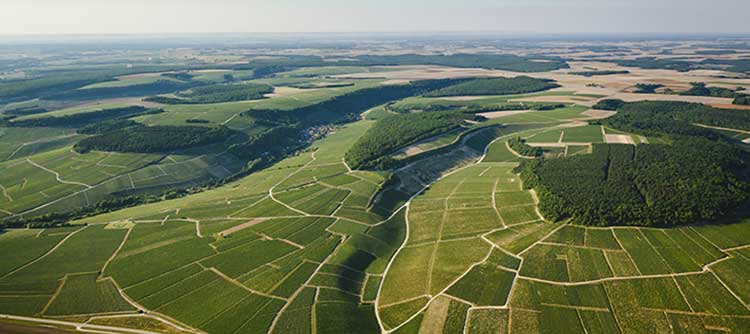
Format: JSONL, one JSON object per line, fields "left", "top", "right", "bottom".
{"left": 518, "top": 100, "right": 750, "bottom": 226}
{"left": 46, "top": 80, "right": 195, "bottom": 101}
{"left": 388, "top": 101, "right": 564, "bottom": 114}
{"left": 507, "top": 137, "right": 543, "bottom": 157}
{"left": 633, "top": 83, "right": 663, "bottom": 93}
{"left": 613, "top": 57, "right": 750, "bottom": 73}
{"left": 0, "top": 65, "right": 207, "bottom": 103}
{"left": 423, "top": 76, "right": 559, "bottom": 97}
{"left": 2, "top": 106, "right": 49, "bottom": 116}
{"left": 354, "top": 54, "right": 569, "bottom": 72}
{"left": 604, "top": 100, "right": 750, "bottom": 135}
{"left": 73, "top": 125, "right": 235, "bottom": 153}
{"left": 679, "top": 82, "right": 740, "bottom": 99}
{"left": 345, "top": 111, "right": 470, "bottom": 169}
{"left": 226, "top": 79, "right": 465, "bottom": 174}
{"left": 614, "top": 57, "right": 695, "bottom": 72}
{"left": 592, "top": 99, "right": 626, "bottom": 111}
{"left": 246, "top": 79, "right": 463, "bottom": 126}
{"left": 517, "top": 140, "right": 748, "bottom": 226}
{"left": 3, "top": 106, "right": 162, "bottom": 128}
{"left": 146, "top": 83, "right": 274, "bottom": 104}
{"left": 77, "top": 119, "right": 140, "bottom": 134}
{"left": 735, "top": 95, "right": 750, "bottom": 105}
{"left": 568, "top": 70, "right": 629, "bottom": 77}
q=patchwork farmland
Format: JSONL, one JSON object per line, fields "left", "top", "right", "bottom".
{"left": 1, "top": 35, "right": 750, "bottom": 334}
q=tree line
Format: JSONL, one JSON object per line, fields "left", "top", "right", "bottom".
{"left": 517, "top": 100, "right": 750, "bottom": 226}
{"left": 568, "top": 70, "right": 629, "bottom": 77}
{"left": 423, "top": 76, "right": 559, "bottom": 97}
{"left": 517, "top": 140, "right": 748, "bottom": 226}
{"left": 508, "top": 137, "right": 543, "bottom": 157}
{"left": 145, "top": 83, "right": 274, "bottom": 104}
{"left": 345, "top": 111, "right": 471, "bottom": 170}
{"left": 602, "top": 100, "right": 750, "bottom": 134}
{"left": 2, "top": 106, "right": 162, "bottom": 128}
{"left": 74, "top": 125, "right": 236, "bottom": 153}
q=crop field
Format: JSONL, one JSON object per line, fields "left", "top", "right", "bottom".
{"left": 559, "top": 125, "right": 605, "bottom": 143}
{"left": 0, "top": 118, "right": 410, "bottom": 333}
{"left": 0, "top": 144, "right": 245, "bottom": 218}
{"left": 2, "top": 37, "right": 750, "bottom": 334}
{"left": 375, "top": 155, "right": 750, "bottom": 333}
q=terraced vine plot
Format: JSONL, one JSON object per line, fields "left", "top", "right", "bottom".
{"left": 377, "top": 162, "right": 544, "bottom": 331}
{"left": 0, "top": 119, "right": 410, "bottom": 333}
{"left": 372, "top": 135, "right": 750, "bottom": 333}
{"left": 2, "top": 100, "right": 750, "bottom": 334}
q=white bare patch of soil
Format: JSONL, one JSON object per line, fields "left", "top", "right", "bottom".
{"left": 477, "top": 109, "right": 533, "bottom": 119}
{"left": 334, "top": 65, "right": 519, "bottom": 81}
{"left": 439, "top": 96, "right": 489, "bottom": 101}
{"left": 220, "top": 218, "right": 269, "bottom": 237}
{"left": 104, "top": 221, "right": 135, "bottom": 230}
{"left": 582, "top": 109, "right": 616, "bottom": 119}
{"left": 709, "top": 104, "right": 750, "bottom": 110}
{"left": 510, "top": 95, "right": 596, "bottom": 105}
{"left": 264, "top": 86, "right": 311, "bottom": 98}
{"left": 527, "top": 143, "right": 591, "bottom": 148}
{"left": 605, "top": 134, "right": 635, "bottom": 144}
{"left": 611, "top": 93, "right": 735, "bottom": 105}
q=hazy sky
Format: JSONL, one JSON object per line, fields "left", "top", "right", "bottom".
{"left": 1, "top": 0, "right": 748, "bottom": 35}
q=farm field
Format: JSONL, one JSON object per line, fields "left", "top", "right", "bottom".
{"left": 2, "top": 34, "right": 750, "bottom": 334}
{"left": 375, "top": 154, "right": 750, "bottom": 334}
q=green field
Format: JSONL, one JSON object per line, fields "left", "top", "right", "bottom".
{"left": 2, "top": 50, "right": 750, "bottom": 334}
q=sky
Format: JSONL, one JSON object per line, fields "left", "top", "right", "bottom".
{"left": 1, "top": 0, "right": 748, "bottom": 35}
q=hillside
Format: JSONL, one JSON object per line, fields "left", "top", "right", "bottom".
{"left": 2, "top": 37, "right": 750, "bottom": 334}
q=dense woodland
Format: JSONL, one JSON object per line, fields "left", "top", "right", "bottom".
{"left": 74, "top": 125, "right": 235, "bottom": 153}
{"left": 735, "top": 95, "right": 750, "bottom": 105}
{"left": 389, "top": 101, "right": 565, "bottom": 114}
{"left": 423, "top": 76, "right": 559, "bottom": 97}
{"left": 246, "top": 79, "right": 463, "bottom": 126}
{"left": 604, "top": 100, "right": 750, "bottom": 134}
{"left": 633, "top": 83, "right": 663, "bottom": 93}
{"left": 345, "top": 111, "right": 470, "bottom": 170}
{"left": 507, "top": 137, "right": 543, "bottom": 157}
{"left": 593, "top": 99, "right": 626, "bottom": 111}
{"left": 614, "top": 58, "right": 697, "bottom": 72}
{"left": 679, "top": 82, "right": 741, "bottom": 99}
{"left": 0, "top": 65, "right": 210, "bottom": 103}
{"left": 3, "top": 106, "right": 162, "bottom": 128}
{"left": 519, "top": 100, "right": 750, "bottom": 226}
{"left": 2, "top": 106, "right": 48, "bottom": 116}
{"left": 613, "top": 57, "right": 750, "bottom": 73}
{"left": 518, "top": 141, "right": 748, "bottom": 226}
{"left": 161, "top": 72, "right": 194, "bottom": 81}
{"left": 568, "top": 70, "right": 629, "bottom": 77}
{"left": 354, "top": 54, "right": 569, "bottom": 72}
{"left": 229, "top": 79, "right": 465, "bottom": 172}
{"left": 146, "top": 83, "right": 274, "bottom": 104}
{"left": 77, "top": 119, "right": 140, "bottom": 134}
{"left": 47, "top": 80, "right": 195, "bottom": 101}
